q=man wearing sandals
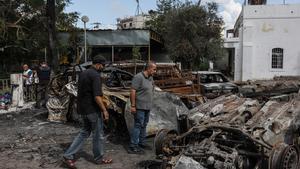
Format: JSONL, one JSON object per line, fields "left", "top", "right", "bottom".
{"left": 63, "top": 55, "right": 112, "bottom": 168}
{"left": 128, "top": 61, "right": 157, "bottom": 154}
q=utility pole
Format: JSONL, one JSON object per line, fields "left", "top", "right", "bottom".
{"left": 81, "top": 16, "right": 89, "bottom": 63}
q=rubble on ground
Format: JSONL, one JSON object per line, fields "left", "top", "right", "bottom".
{"left": 0, "top": 109, "right": 155, "bottom": 169}
{"left": 154, "top": 91, "right": 300, "bottom": 169}
{"left": 238, "top": 78, "right": 300, "bottom": 99}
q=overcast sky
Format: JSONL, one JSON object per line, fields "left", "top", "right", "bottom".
{"left": 65, "top": 0, "right": 300, "bottom": 30}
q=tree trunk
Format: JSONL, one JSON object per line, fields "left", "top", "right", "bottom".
{"left": 46, "top": 0, "right": 58, "bottom": 72}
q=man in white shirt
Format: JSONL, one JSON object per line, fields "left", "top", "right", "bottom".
{"left": 22, "top": 64, "right": 33, "bottom": 101}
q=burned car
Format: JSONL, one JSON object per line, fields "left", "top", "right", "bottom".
{"left": 154, "top": 94, "right": 300, "bottom": 169}
{"left": 47, "top": 64, "right": 188, "bottom": 136}
{"left": 193, "top": 71, "right": 238, "bottom": 99}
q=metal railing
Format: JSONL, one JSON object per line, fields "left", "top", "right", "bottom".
{"left": 0, "top": 78, "right": 10, "bottom": 93}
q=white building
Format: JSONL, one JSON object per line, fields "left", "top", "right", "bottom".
{"left": 224, "top": 4, "right": 300, "bottom": 81}
{"left": 117, "top": 14, "right": 150, "bottom": 30}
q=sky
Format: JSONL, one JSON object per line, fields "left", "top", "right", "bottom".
{"left": 65, "top": 0, "right": 300, "bottom": 30}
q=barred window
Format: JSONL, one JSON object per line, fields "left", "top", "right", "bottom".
{"left": 272, "top": 48, "right": 283, "bottom": 69}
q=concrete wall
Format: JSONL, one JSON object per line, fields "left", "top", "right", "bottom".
{"left": 241, "top": 4, "right": 300, "bottom": 80}
{"left": 118, "top": 15, "right": 150, "bottom": 29}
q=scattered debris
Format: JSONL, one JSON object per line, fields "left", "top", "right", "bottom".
{"left": 238, "top": 79, "right": 300, "bottom": 100}
{"left": 0, "top": 92, "right": 11, "bottom": 110}
{"left": 154, "top": 92, "right": 300, "bottom": 169}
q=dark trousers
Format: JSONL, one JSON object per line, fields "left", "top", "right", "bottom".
{"left": 36, "top": 81, "right": 49, "bottom": 107}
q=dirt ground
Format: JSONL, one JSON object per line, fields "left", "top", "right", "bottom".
{"left": 0, "top": 108, "right": 159, "bottom": 169}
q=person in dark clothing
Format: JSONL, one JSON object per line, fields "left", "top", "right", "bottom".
{"left": 63, "top": 55, "right": 112, "bottom": 168}
{"left": 36, "top": 62, "right": 51, "bottom": 107}
{"left": 38, "top": 62, "right": 51, "bottom": 83}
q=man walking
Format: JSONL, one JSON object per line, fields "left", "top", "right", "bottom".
{"left": 63, "top": 55, "right": 112, "bottom": 168}
{"left": 128, "top": 61, "right": 157, "bottom": 154}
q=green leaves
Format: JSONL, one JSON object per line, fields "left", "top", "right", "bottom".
{"left": 0, "top": 0, "right": 78, "bottom": 70}
{"left": 147, "top": 1, "right": 224, "bottom": 70}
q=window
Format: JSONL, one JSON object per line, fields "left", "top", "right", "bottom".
{"left": 272, "top": 48, "right": 283, "bottom": 69}
{"left": 123, "top": 24, "right": 126, "bottom": 28}
{"left": 129, "top": 23, "right": 132, "bottom": 27}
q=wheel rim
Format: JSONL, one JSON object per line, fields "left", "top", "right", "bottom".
{"left": 281, "top": 146, "right": 299, "bottom": 169}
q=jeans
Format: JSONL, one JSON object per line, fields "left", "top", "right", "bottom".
{"left": 64, "top": 113, "right": 104, "bottom": 161}
{"left": 130, "top": 109, "right": 150, "bottom": 148}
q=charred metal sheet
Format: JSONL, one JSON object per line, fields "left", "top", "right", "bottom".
{"left": 154, "top": 93, "right": 300, "bottom": 169}
{"left": 46, "top": 74, "right": 70, "bottom": 122}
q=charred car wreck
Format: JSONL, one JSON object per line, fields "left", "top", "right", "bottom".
{"left": 154, "top": 93, "right": 300, "bottom": 169}
{"left": 46, "top": 64, "right": 189, "bottom": 136}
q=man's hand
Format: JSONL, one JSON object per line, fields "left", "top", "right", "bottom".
{"left": 130, "top": 106, "right": 136, "bottom": 114}
{"left": 103, "top": 110, "right": 109, "bottom": 121}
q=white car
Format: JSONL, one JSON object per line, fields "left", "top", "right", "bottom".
{"left": 192, "top": 71, "right": 238, "bottom": 98}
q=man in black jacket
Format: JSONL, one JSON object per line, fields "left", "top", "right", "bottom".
{"left": 36, "top": 62, "right": 51, "bottom": 108}
{"left": 63, "top": 55, "right": 112, "bottom": 168}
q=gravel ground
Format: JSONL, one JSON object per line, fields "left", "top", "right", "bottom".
{"left": 0, "top": 108, "right": 159, "bottom": 169}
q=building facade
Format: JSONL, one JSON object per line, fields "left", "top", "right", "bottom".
{"left": 117, "top": 15, "right": 150, "bottom": 30}
{"left": 224, "top": 4, "right": 300, "bottom": 81}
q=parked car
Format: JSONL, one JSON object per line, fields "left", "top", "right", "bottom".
{"left": 192, "top": 71, "right": 238, "bottom": 98}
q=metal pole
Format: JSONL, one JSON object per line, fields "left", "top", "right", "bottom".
{"left": 84, "top": 22, "right": 87, "bottom": 63}
{"left": 148, "top": 44, "right": 151, "bottom": 61}
{"left": 112, "top": 46, "right": 114, "bottom": 63}
{"left": 81, "top": 16, "right": 89, "bottom": 63}
{"left": 44, "top": 48, "right": 47, "bottom": 62}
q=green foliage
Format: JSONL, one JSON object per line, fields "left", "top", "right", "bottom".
{"left": 147, "top": 1, "right": 224, "bottom": 70}
{"left": 198, "top": 58, "right": 209, "bottom": 71}
{"left": 0, "top": 0, "right": 78, "bottom": 72}
{"left": 132, "top": 46, "right": 141, "bottom": 60}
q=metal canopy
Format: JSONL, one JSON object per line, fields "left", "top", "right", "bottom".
{"left": 58, "top": 29, "right": 150, "bottom": 46}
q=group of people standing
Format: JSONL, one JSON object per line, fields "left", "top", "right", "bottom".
{"left": 22, "top": 62, "right": 51, "bottom": 106}
{"left": 62, "top": 54, "right": 157, "bottom": 168}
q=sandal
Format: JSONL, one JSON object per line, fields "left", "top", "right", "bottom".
{"left": 63, "top": 157, "right": 77, "bottom": 169}
{"left": 95, "top": 157, "right": 113, "bottom": 165}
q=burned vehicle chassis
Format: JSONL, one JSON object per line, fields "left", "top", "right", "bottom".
{"left": 155, "top": 124, "right": 300, "bottom": 169}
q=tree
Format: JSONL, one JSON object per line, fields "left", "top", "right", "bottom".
{"left": 0, "top": 0, "right": 78, "bottom": 73}
{"left": 146, "top": 1, "right": 224, "bottom": 70}
{"left": 146, "top": 0, "right": 180, "bottom": 33}
{"left": 132, "top": 46, "right": 141, "bottom": 74}
{"left": 47, "top": 0, "right": 58, "bottom": 71}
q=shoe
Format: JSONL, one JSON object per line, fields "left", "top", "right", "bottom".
{"left": 63, "top": 157, "right": 77, "bottom": 169}
{"left": 95, "top": 157, "right": 113, "bottom": 165}
{"left": 139, "top": 144, "right": 152, "bottom": 150}
{"left": 127, "top": 146, "right": 145, "bottom": 154}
